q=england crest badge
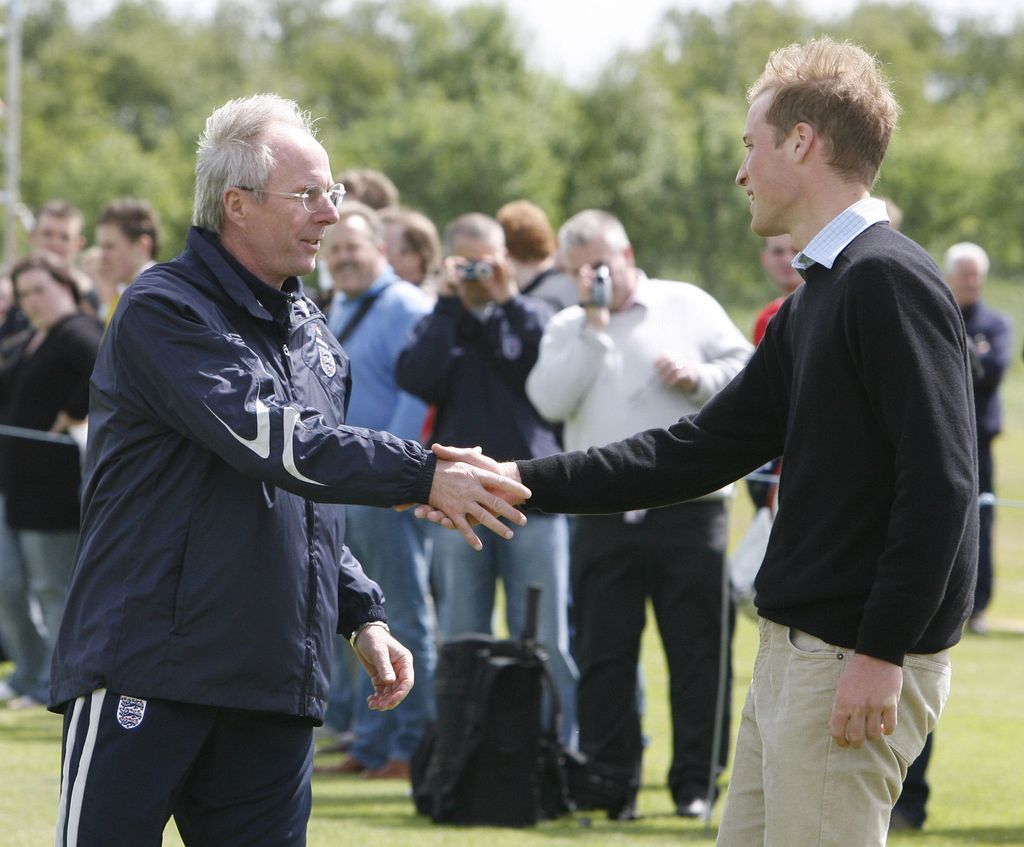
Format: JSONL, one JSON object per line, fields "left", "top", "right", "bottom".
{"left": 116, "top": 695, "right": 147, "bottom": 730}
{"left": 315, "top": 337, "right": 337, "bottom": 378}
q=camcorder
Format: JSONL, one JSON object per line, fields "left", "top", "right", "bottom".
{"left": 589, "top": 263, "right": 612, "bottom": 307}
{"left": 457, "top": 261, "right": 493, "bottom": 282}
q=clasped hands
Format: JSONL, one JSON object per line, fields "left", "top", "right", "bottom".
{"left": 402, "top": 444, "right": 528, "bottom": 550}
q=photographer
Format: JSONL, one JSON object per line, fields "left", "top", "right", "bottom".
{"left": 397, "top": 213, "right": 578, "bottom": 748}
{"left": 525, "top": 209, "right": 752, "bottom": 820}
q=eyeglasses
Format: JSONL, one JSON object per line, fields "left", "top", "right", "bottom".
{"left": 236, "top": 183, "right": 346, "bottom": 214}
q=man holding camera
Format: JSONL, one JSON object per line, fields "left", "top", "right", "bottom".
{"left": 396, "top": 212, "right": 578, "bottom": 747}
{"left": 525, "top": 209, "right": 752, "bottom": 819}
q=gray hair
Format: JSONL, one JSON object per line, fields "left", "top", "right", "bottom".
{"left": 944, "top": 242, "right": 989, "bottom": 276}
{"left": 558, "top": 209, "right": 631, "bottom": 255}
{"left": 442, "top": 213, "right": 505, "bottom": 255}
{"left": 193, "top": 94, "right": 317, "bottom": 233}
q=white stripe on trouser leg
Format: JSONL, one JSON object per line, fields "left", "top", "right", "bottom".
{"left": 61, "top": 689, "right": 106, "bottom": 847}
{"left": 54, "top": 695, "right": 86, "bottom": 847}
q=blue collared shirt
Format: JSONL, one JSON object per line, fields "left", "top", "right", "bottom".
{"left": 793, "top": 197, "right": 891, "bottom": 273}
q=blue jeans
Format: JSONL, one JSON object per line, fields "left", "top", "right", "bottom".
{"left": 0, "top": 495, "right": 48, "bottom": 697}
{"left": 6, "top": 525, "right": 79, "bottom": 702}
{"left": 345, "top": 505, "right": 436, "bottom": 768}
{"left": 431, "top": 512, "right": 578, "bottom": 748}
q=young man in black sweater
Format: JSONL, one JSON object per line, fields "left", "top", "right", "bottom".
{"left": 423, "top": 37, "right": 977, "bottom": 846}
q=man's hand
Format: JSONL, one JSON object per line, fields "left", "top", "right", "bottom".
{"left": 828, "top": 653, "right": 902, "bottom": 748}
{"left": 352, "top": 625, "right": 414, "bottom": 711}
{"left": 426, "top": 446, "right": 531, "bottom": 550}
{"left": 654, "top": 355, "right": 700, "bottom": 393}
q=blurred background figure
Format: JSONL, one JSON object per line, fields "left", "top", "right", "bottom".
{"left": 943, "top": 242, "right": 1012, "bottom": 636}
{"left": 336, "top": 168, "right": 399, "bottom": 211}
{"left": 0, "top": 255, "right": 103, "bottom": 709}
{"left": 94, "top": 198, "right": 161, "bottom": 321}
{"left": 497, "top": 199, "right": 578, "bottom": 312}
{"left": 752, "top": 234, "right": 802, "bottom": 345}
{"left": 315, "top": 202, "right": 435, "bottom": 781}
{"left": 381, "top": 207, "right": 442, "bottom": 295}
{"left": 28, "top": 200, "right": 97, "bottom": 315}
{"left": 526, "top": 209, "right": 752, "bottom": 820}
{"left": 397, "top": 212, "right": 578, "bottom": 750}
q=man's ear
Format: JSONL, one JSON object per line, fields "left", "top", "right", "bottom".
{"left": 223, "top": 187, "right": 248, "bottom": 227}
{"left": 791, "top": 121, "right": 815, "bottom": 163}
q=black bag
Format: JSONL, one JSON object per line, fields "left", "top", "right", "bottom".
{"left": 412, "top": 586, "right": 572, "bottom": 826}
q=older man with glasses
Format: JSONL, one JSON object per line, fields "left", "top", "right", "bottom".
{"left": 50, "top": 93, "right": 529, "bottom": 847}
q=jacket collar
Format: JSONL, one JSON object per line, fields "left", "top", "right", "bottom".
{"left": 187, "top": 227, "right": 303, "bottom": 325}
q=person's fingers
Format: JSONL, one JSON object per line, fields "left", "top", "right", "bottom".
{"left": 881, "top": 702, "right": 898, "bottom": 736}
{"left": 448, "top": 512, "right": 484, "bottom": 551}
{"left": 828, "top": 706, "right": 851, "bottom": 747}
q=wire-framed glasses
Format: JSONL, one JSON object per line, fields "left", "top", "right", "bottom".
{"left": 236, "top": 183, "right": 346, "bottom": 214}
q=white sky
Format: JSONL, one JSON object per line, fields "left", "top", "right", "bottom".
{"left": 82, "top": 0, "right": 1024, "bottom": 86}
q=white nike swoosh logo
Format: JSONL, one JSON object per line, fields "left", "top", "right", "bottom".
{"left": 283, "top": 407, "right": 327, "bottom": 486}
{"left": 208, "top": 398, "right": 271, "bottom": 459}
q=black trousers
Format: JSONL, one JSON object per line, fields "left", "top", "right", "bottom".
{"left": 570, "top": 501, "right": 732, "bottom": 804}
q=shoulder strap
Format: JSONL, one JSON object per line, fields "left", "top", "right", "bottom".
{"left": 336, "top": 287, "right": 385, "bottom": 344}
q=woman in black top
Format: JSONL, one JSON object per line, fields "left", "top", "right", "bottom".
{"left": 0, "top": 254, "right": 102, "bottom": 708}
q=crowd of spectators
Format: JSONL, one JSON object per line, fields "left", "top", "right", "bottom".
{"left": 0, "top": 162, "right": 1010, "bottom": 832}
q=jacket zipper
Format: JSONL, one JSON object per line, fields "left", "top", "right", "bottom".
{"left": 300, "top": 499, "right": 318, "bottom": 716}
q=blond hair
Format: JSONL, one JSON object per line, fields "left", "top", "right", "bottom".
{"left": 748, "top": 37, "right": 900, "bottom": 187}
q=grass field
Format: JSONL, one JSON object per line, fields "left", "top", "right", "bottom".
{"left": 2, "top": 280, "right": 1023, "bottom": 845}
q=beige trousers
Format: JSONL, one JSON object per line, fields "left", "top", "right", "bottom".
{"left": 717, "top": 618, "right": 951, "bottom": 847}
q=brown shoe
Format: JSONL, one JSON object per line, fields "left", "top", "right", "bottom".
{"left": 313, "top": 756, "right": 366, "bottom": 776}
{"left": 363, "top": 759, "right": 411, "bottom": 781}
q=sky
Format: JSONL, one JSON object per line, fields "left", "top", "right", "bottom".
{"left": 82, "top": 0, "right": 1024, "bottom": 86}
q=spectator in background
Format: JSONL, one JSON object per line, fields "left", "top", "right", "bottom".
{"left": 0, "top": 255, "right": 103, "bottom": 710}
{"left": 752, "top": 234, "right": 802, "bottom": 344}
{"left": 29, "top": 200, "right": 86, "bottom": 268}
{"left": 78, "top": 245, "right": 119, "bottom": 322}
{"left": 397, "top": 212, "right": 578, "bottom": 749}
{"left": 497, "top": 199, "right": 578, "bottom": 312}
{"left": 94, "top": 197, "right": 161, "bottom": 320}
{"left": 525, "top": 209, "right": 752, "bottom": 820}
{"left": 29, "top": 200, "right": 97, "bottom": 314}
{"left": 316, "top": 202, "right": 436, "bottom": 780}
{"left": 336, "top": 168, "right": 399, "bottom": 211}
{"left": 381, "top": 207, "right": 442, "bottom": 295}
{"left": 943, "top": 242, "right": 1012, "bottom": 635}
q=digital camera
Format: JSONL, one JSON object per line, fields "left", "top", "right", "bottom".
{"left": 457, "top": 261, "right": 493, "bottom": 282}
{"left": 590, "top": 263, "right": 612, "bottom": 307}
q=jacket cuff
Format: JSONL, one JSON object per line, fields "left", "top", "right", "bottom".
{"left": 339, "top": 604, "right": 388, "bottom": 641}
{"left": 413, "top": 450, "right": 437, "bottom": 506}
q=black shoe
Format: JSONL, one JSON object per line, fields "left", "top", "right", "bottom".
{"left": 676, "top": 796, "right": 711, "bottom": 819}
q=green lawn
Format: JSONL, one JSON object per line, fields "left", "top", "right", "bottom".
{"left": 3, "top": 281, "right": 1023, "bottom": 845}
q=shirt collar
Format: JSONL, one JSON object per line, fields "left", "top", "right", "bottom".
{"left": 792, "top": 197, "right": 890, "bottom": 272}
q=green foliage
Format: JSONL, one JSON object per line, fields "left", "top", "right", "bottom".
{"left": 4, "top": 0, "right": 1024, "bottom": 295}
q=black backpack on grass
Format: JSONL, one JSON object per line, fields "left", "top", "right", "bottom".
{"left": 411, "top": 586, "right": 571, "bottom": 826}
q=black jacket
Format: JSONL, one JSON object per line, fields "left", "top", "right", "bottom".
{"left": 51, "top": 228, "right": 435, "bottom": 720}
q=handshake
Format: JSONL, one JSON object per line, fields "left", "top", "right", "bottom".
{"left": 409, "top": 444, "right": 531, "bottom": 551}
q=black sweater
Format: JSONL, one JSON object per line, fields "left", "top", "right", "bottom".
{"left": 517, "top": 225, "right": 978, "bottom": 665}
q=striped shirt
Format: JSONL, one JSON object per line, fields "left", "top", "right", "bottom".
{"left": 793, "top": 197, "right": 890, "bottom": 272}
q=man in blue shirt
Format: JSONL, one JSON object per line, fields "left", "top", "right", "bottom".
{"left": 320, "top": 202, "right": 435, "bottom": 779}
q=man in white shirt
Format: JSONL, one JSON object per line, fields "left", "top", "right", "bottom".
{"left": 526, "top": 209, "right": 752, "bottom": 819}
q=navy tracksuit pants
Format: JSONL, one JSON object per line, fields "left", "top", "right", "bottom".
{"left": 55, "top": 689, "right": 314, "bottom": 846}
